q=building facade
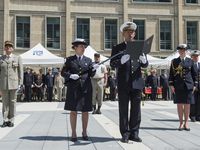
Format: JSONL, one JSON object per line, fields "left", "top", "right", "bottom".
{"left": 0, "top": 0, "right": 200, "bottom": 58}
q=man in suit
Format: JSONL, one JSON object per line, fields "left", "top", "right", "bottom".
{"left": 160, "top": 70, "right": 169, "bottom": 100}
{"left": 190, "top": 51, "right": 200, "bottom": 122}
{"left": 110, "top": 21, "right": 148, "bottom": 143}
{"left": 45, "top": 68, "right": 54, "bottom": 102}
{"left": 23, "top": 67, "right": 34, "bottom": 102}
{"left": 0, "top": 41, "right": 23, "bottom": 127}
{"left": 146, "top": 69, "right": 158, "bottom": 101}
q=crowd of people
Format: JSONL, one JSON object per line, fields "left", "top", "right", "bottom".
{"left": 19, "top": 67, "right": 65, "bottom": 102}
{"left": 1, "top": 21, "right": 200, "bottom": 145}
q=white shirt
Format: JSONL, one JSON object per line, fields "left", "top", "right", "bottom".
{"left": 93, "top": 64, "right": 107, "bottom": 79}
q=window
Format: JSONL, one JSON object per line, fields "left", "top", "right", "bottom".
{"left": 186, "top": 0, "right": 198, "bottom": 3}
{"left": 133, "top": 0, "right": 171, "bottom": 2}
{"left": 16, "top": 16, "right": 30, "bottom": 48}
{"left": 105, "top": 19, "right": 118, "bottom": 49}
{"left": 133, "top": 20, "right": 145, "bottom": 40}
{"left": 46, "top": 17, "right": 60, "bottom": 49}
{"left": 77, "top": 18, "right": 90, "bottom": 45}
{"left": 187, "top": 21, "right": 197, "bottom": 49}
{"left": 160, "top": 20, "right": 172, "bottom": 50}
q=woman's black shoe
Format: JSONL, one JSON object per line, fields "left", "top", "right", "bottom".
{"left": 70, "top": 137, "right": 77, "bottom": 142}
{"left": 82, "top": 133, "right": 89, "bottom": 141}
{"left": 184, "top": 125, "right": 190, "bottom": 131}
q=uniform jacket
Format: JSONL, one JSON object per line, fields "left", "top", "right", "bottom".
{"left": 193, "top": 62, "right": 200, "bottom": 89}
{"left": 110, "top": 42, "right": 148, "bottom": 91}
{"left": 160, "top": 73, "right": 169, "bottom": 88}
{"left": 45, "top": 73, "right": 54, "bottom": 88}
{"left": 23, "top": 72, "right": 34, "bottom": 86}
{"left": 169, "top": 57, "right": 197, "bottom": 90}
{"left": 61, "top": 55, "right": 95, "bottom": 111}
{"left": 0, "top": 54, "right": 23, "bottom": 90}
{"left": 146, "top": 74, "right": 158, "bottom": 88}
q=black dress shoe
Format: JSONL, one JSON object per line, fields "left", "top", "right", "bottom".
{"left": 190, "top": 117, "right": 196, "bottom": 122}
{"left": 70, "top": 137, "right": 77, "bottom": 142}
{"left": 82, "top": 135, "right": 89, "bottom": 141}
{"left": 7, "top": 122, "right": 14, "bottom": 127}
{"left": 184, "top": 125, "right": 190, "bottom": 131}
{"left": 1, "top": 122, "right": 8, "bottom": 128}
{"left": 178, "top": 127, "right": 184, "bottom": 131}
{"left": 196, "top": 117, "right": 200, "bottom": 121}
{"left": 120, "top": 133, "right": 129, "bottom": 143}
{"left": 129, "top": 136, "right": 142, "bottom": 142}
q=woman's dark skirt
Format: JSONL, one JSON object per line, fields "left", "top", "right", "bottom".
{"left": 173, "top": 88, "right": 194, "bottom": 104}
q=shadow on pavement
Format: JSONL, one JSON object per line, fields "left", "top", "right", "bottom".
{"left": 140, "top": 127, "right": 177, "bottom": 131}
{"left": 151, "top": 119, "right": 179, "bottom": 122}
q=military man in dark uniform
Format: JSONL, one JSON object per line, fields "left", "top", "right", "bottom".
{"left": 169, "top": 44, "right": 197, "bottom": 131}
{"left": 160, "top": 70, "right": 169, "bottom": 100}
{"left": 190, "top": 50, "right": 200, "bottom": 122}
{"left": 110, "top": 21, "right": 148, "bottom": 143}
{"left": 23, "top": 67, "right": 34, "bottom": 102}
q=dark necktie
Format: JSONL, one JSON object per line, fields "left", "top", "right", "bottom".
{"left": 196, "top": 63, "right": 199, "bottom": 70}
{"left": 181, "top": 58, "right": 185, "bottom": 65}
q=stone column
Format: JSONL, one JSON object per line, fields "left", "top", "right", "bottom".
{"left": 65, "top": 0, "right": 71, "bottom": 57}
{"left": 177, "top": 0, "right": 183, "bottom": 44}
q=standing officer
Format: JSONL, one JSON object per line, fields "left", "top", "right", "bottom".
{"left": 61, "top": 38, "right": 97, "bottom": 142}
{"left": 23, "top": 67, "right": 34, "bottom": 102}
{"left": 91, "top": 53, "right": 108, "bottom": 114}
{"left": 110, "top": 21, "right": 148, "bottom": 143}
{"left": 169, "top": 44, "right": 197, "bottom": 131}
{"left": 45, "top": 68, "right": 54, "bottom": 102}
{"left": 146, "top": 69, "right": 158, "bottom": 101}
{"left": 160, "top": 70, "right": 169, "bottom": 100}
{"left": 190, "top": 51, "right": 200, "bottom": 122}
{"left": 0, "top": 41, "right": 23, "bottom": 127}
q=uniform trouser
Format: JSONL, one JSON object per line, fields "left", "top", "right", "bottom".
{"left": 162, "top": 87, "right": 168, "bottom": 100}
{"left": 190, "top": 91, "right": 200, "bottom": 118}
{"left": 151, "top": 87, "right": 157, "bottom": 100}
{"left": 57, "top": 87, "right": 63, "bottom": 101}
{"left": 118, "top": 89, "right": 141, "bottom": 138}
{"left": 47, "top": 87, "right": 53, "bottom": 102}
{"left": 91, "top": 78, "right": 104, "bottom": 106}
{"left": 1, "top": 89, "right": 17, "bottom": 123}
{"left": 25, "top": 85, "right": 32, "bottom": 101}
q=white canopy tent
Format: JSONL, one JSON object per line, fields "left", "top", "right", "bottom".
{"left": 84, "top": 45, "right": 169, "bottom": 68}
{"left": 20, "top": 43, "right": 65, "bottom": 67}
{"left": 84, "top": 46, "right": 110, "bottom": 65}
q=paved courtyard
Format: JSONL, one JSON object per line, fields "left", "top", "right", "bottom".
{"left": 0, "top": 100, "right": 200, "bottom": 150}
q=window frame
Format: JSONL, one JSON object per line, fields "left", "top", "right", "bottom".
{"left": 104, "top": 17, "right": 118, "bottom": 50}
{"left": 45, "top": 16, "right": 61, "bottom": 50}
{"left": 75, "top": 17, "right": 91, "bottom": 45}
{"left": 15, "top": 15, "right": 31, "bottom": 49}
{"left": 159, "top": 19, "right": 174, "bottom": 51}
{"left": 185, "top": 20, "right": 199, "bottom": 50}
{"left": 132, "top": 19, "right": 146, "bottom": 41}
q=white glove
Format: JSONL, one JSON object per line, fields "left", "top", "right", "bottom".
{"left": 121, "top": 54, "right": 130, "bottom": 64}
{"left": 139, "top": 53, "right": 147, "bottom": 64}
{"left": 69, "top": 74, "right": 80, "bottom": 80}
{"left": 92, "top": 64, "right": 100, "bottom": 71}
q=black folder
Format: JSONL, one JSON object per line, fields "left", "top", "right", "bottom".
{"left": 126, "top": 35, "right": 154, "bottom": 60}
